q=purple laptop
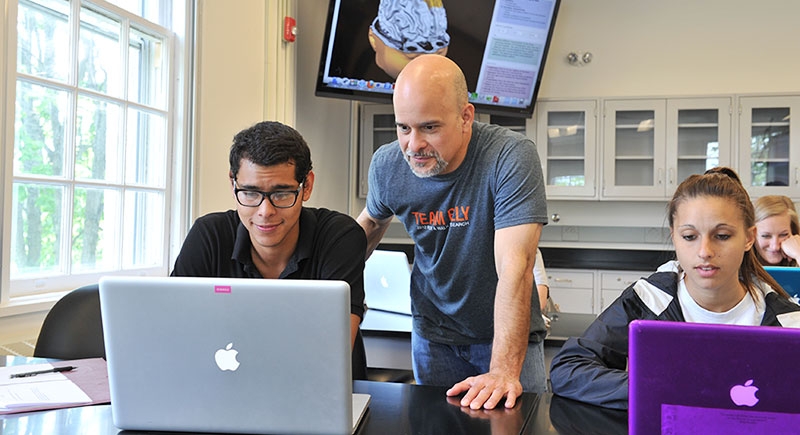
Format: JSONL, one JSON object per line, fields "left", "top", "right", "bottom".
{"left": 629, "top": 320, "right": 800, "bottom": 434}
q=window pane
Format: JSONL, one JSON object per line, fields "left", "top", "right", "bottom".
{"left": 79, "top": 7, "right": 122, "bottom": 96}
{"left": 72, "top": 187, "right": 121, "bottom": 272}
{"left": 75, "top": 95, "right": 122, "bottom": 182}
{"left": 106, "top": 0, "right": 165, "bottom": 27}
{"left": 17, "top": 0, "right": 70, "bottom": 82}
{"left": 126, "top": 108, "right": 166, "bottom": 187}
{"left": 14, "top": 80, "right": 69, "bottom": 177}
{"left": 123, "top": 190, "right": 164, "bottom": 268}
{"left": 10, "top": 0, "right": 177, "bottom": 295}
{"left": 11, "top": 183, "right": 65, "bottom": 277}
{"left": 129, "top": 28, "right": 167, "bottom": 108}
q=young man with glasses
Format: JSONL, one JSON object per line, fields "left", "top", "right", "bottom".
{"left": 172, "top": 121, "right": 367, "bottom": 347}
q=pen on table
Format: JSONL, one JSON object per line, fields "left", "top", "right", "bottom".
{"left": 9, "top": 366, "right": 77, "bottom": 379}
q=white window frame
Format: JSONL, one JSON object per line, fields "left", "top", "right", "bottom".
{"left": 0, "top": 0, "right": 193, "bottom": 314}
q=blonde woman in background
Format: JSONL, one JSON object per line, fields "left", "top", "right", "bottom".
{"left": 754, "top": 195, "right": 800, "bottom": 267}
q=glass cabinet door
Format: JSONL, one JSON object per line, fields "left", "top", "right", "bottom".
{"left": 536, "top": 100, "right": 598, "bottom": 198}
{"left": 739, "top": 96, "right": 800, "bottom": 198}
{"left": 358, "top": 104, "right": 396, "bottom": 198}
{"left": 603, "top": 99, "right": 666, "bottom": 199}
{"left": 665, "top": 98, "right": 732, "bottom": 195}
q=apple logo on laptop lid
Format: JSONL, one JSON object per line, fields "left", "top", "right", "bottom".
{"left": 729, "top": 379, "right": 759, "bottom": 407}
{"left": 214, "top": 343, "right": 241, "bottom": 371}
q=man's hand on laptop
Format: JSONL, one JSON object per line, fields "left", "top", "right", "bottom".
{"left": 445, "top": 371, "right": 522, "bottom": 410}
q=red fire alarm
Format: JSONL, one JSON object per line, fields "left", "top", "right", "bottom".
{"left": 283, "top": 16, "right": 297, "bottom": 42}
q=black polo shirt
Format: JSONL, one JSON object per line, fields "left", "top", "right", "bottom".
{"left": 171, "top": 208, "right": 366, "bottom": 318}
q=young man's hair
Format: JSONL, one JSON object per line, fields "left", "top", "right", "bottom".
{"left": 229, "top": 121, "right": 313, "bottom": 183}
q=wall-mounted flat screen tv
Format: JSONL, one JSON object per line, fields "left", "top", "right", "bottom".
{"left": 315, "top": 0, "right": 561, "bottom": 118}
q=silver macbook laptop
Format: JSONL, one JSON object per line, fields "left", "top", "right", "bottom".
{"left": 363, "top": 250, "right": 412, "bottom": 315}
{"left": 99, "top": 276, "right": 370, "bottom": 434}
{"left": 629, "top": 320, "right": 800, "bottom": 434}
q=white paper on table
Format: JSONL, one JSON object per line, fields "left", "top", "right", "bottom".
{"left": 0, "top": 364, "right": 92, "bottom": 410}
{"left": 0, "top": 380, "right": 92, "bottom": 410}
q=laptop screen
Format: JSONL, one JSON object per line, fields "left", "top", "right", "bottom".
{"left": 363, "top": 250, "right": 412, "bottom": 315}
{"left": 629, "top": 320, "right": 800, "bottom": 434}
{"left": 764, "top": 266, "right": 800, "bottom": 303}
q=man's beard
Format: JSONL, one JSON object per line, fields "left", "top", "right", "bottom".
{"left": 405, "top": 151, "right": 448, "bottom": 178}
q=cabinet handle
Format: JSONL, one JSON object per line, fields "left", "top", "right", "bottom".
{"left": 657, "top": 168, "right": 664, "bottom": 185}
{"left": 553, "top": 278, "right": 573, "bottom": 283}
{"left": 795, "top": 167, "right": 799, "bottom": 185}
{"left": 668, "top": 168, "right": 675, "bottom": 186}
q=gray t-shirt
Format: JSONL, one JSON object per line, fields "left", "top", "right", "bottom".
{"left": 367, "top": 121, "right": 548, "bottom": 344}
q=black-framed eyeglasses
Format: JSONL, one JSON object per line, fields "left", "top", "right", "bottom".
{"left": 233, "top": 180, "right": 303, "bottom": 208}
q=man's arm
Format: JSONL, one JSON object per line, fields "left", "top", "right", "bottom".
{"left": 356, "top": 208, "right": 393, "bottom": 258}
{"left": 447, "top": 222, "right": 542, "bottom": 410}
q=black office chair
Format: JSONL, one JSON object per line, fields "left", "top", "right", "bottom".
{"left": 34, "top": 283, "right": 106, "bottom": 360}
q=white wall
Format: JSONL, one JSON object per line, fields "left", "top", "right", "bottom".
{"left": 193, "top": 0, "right": 268, "bottom": 217}
{"left": 541, "top": 0, "right": 800, "bottom": 98}
{"left": 294, "top": 1, "right": 356, "bottom": 212}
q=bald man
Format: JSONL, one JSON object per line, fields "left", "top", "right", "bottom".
{"left": 357, "top": 55, "right": 548, "bottom": 410}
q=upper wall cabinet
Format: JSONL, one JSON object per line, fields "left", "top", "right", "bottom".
{"left": 738, "top": 96, "right": 800, "bottom": 198}
{"left": 356, "top": 96, "right": 797, "bottom": 204}
{"left": 535, "top": 100, "right": 598, "bottom": 199}
{"left": 602, "top": 98, "right": 732, "bottom": 200}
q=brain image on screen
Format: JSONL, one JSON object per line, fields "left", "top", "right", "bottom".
{"left": 368, "top": 0, "right": 451, "bottom": 78}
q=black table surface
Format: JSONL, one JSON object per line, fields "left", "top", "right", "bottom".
{"left": 1, "top": 356, "right": 627, "bottom": 434}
